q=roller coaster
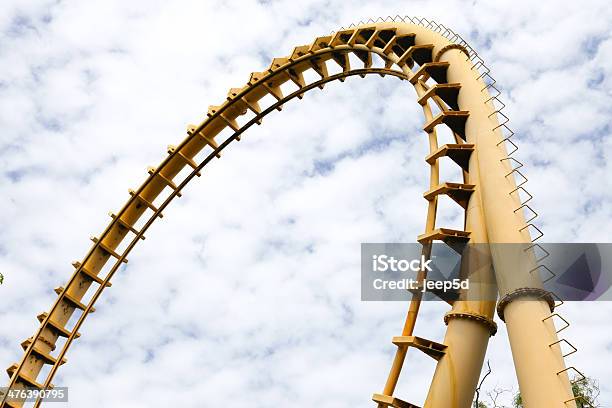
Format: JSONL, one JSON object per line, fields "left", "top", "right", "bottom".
{"left": 0, "top": 17, "right": 590, "bottom": 408}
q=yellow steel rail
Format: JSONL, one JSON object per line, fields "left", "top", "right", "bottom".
{"left": 0, "top": 17, "right": 587, "bottom": 408}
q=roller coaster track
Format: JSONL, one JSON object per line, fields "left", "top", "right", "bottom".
{"left": 1, "top": 16, "right": 589, "bottom": 408}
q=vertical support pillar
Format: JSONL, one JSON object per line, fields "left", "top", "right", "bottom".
{"left": 438, "top": 44, "right": 576, "bottom": 408}
{"left": 423, "top": 134, "right": 497, "bottom": 408}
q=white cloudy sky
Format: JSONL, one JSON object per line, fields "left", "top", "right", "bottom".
{"left": 0, "top": 0, "right": 611, "bottom": 407}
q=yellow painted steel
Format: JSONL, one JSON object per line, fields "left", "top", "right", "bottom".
{"left": 0, "top": 17, "right": 583, "bottom": 408}
{"left": 440, "top": 34, "right": 576, "bottom": 407}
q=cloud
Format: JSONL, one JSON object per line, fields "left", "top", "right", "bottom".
{"left": 0, "top": 1, "right": 611, "bottom": 407}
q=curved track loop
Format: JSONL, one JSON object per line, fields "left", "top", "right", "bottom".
{"left": 2, "top": 27, "right": 451, "bottom": 407}
{"left": 0, "top": 18, "right": 584, "bottom": 408}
